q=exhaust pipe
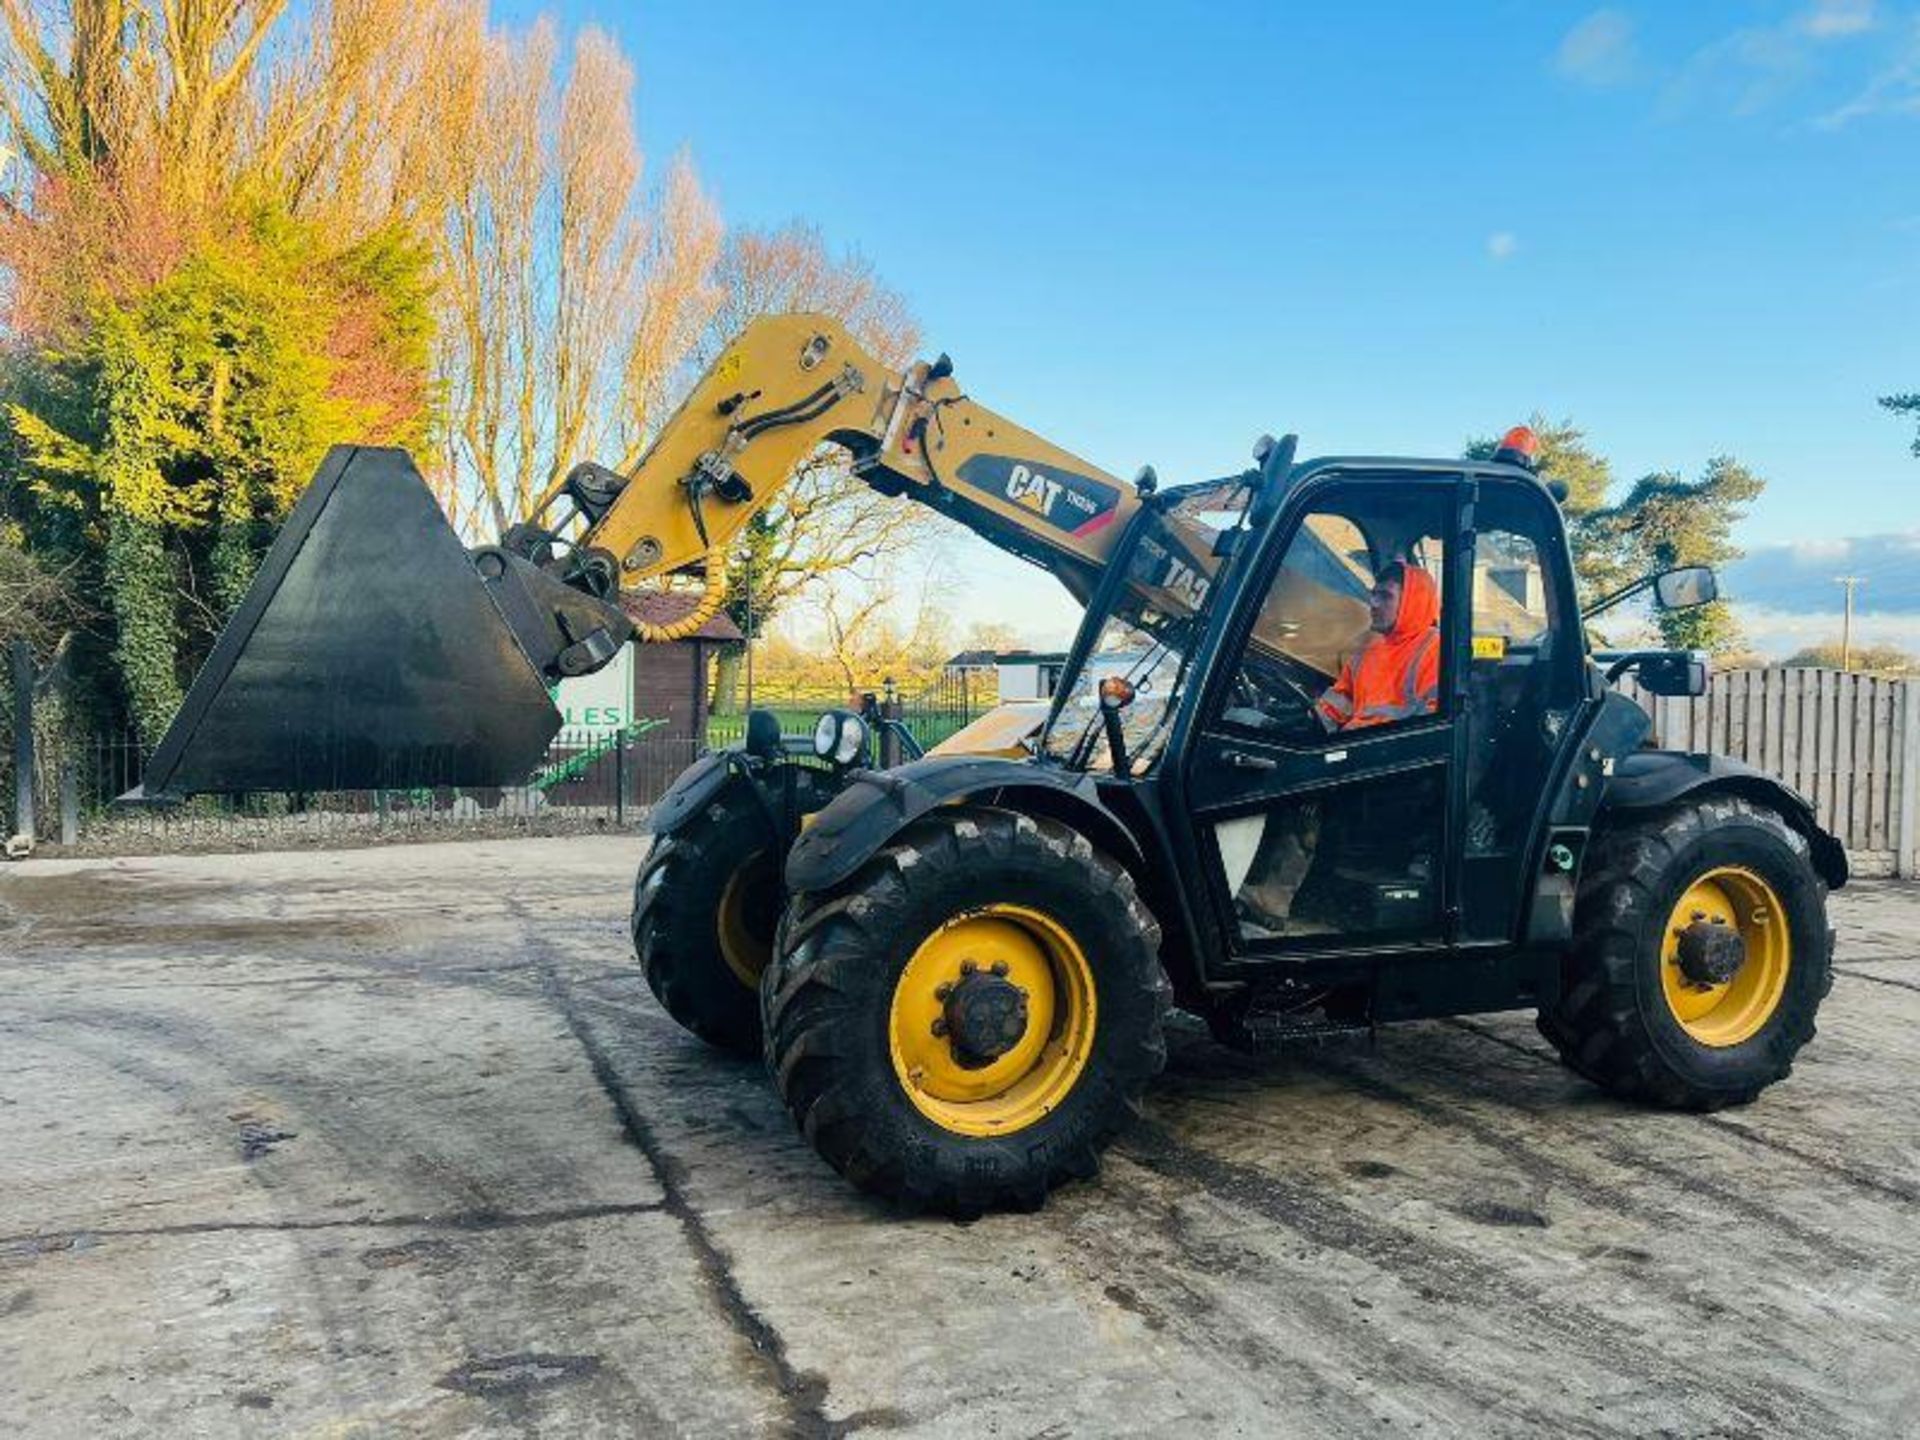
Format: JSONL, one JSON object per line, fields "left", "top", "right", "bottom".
{"left": 128, "top": 447, "right": 632, "bottom": 799}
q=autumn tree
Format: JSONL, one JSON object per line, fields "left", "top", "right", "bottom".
{"left": 432, "top": 21, "right": 723, "bottom": 536}
{"left": 1778, "top": 641, "right": 1914, "bottom": 675}
{"left": 0, "top": 0, "right": 458, "bottom": 742}
{"left": 963, "top": 620, "right": 1029, "bottom": 653}
{"left": 808, "top": 561, "right": 955, "bottom": 698}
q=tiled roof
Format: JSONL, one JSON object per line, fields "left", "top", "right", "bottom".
{"left": 618, "top": 591, "right": 744, "bottom": 642}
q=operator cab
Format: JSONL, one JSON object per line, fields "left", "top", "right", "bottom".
{"left": 1189, "top": 454, "right": 1587, "bottom": 956}
{"left": 1037, "top": 435, "right": 1591, "bottom": 962}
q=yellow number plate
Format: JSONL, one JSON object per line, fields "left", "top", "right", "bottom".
{"left": 1472, "top": 635, "right": 1509, "bottom": 661}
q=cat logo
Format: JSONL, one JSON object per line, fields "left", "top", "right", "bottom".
{"left": 1162, "top": 557, "right": 1210, "bottom": 612}
{"left": 1005, "top": 463, "right": 1063, "bottom": 518}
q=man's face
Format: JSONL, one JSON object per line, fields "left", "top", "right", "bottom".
{"left": 1368, "top": 574, "right": 1403, "bottom": 634}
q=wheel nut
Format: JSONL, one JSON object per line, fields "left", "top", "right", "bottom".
{"left": 990, "top": 960, "right": 1010, "bottom": 977}
{"left": 960, "top": 959, "right": 977, "bottom": 975}
{"left": 935, "top": 982, "right": 953, "bottom": 1001}
{"left": 931, "top": 1018, "right": 949, "bottom": 1037}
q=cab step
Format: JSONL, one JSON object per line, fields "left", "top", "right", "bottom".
{"left": 1214, "top": 1007, "right": 1374, "bottom": 1056}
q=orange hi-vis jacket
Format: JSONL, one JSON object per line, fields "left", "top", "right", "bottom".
{"left": 1314, "top": 564, "right": 1441, "bottom": 731}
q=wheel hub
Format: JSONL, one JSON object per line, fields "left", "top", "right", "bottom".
{"left": 886, "top": 906, "right": 1096, "bottom": 1134}
{"left": 940, "top": 967, "right": 1031, "bottom": 1069}
{"left": 1659, "top": 867, "right": 1793, "bottom": 1049}
{"left": 1674, "top": 916, "right": 1747, "bottom": 987}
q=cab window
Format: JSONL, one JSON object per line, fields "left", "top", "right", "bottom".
{"left": 1219, "top": 483, "right": 1452, "bottom": 746}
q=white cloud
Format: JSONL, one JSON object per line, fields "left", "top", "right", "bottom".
{"left": 1663, "top": 24, "right": 1818, "bottom": 118}
{"left": 1556, "top": 9, "right": 1641, "bottom": 88}
{"left": 1734, "top": 603, "right": 1920, "bottom": 657}
{"left": 1661, "top": 2, "right": 1903, "bottom": 122}
{"left": 1816, "top": 16, "right": 1920, "bottom": 125}
{"left": 1486, "top": 231, "right": 1519, "bottom": 262}
{"left": 1725, "top": 532, "right": 1920, "bottom": 613}
{"left": 1800, "top": 0, "right": 1877, "bottom": 40}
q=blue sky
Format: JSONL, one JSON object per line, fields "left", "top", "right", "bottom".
{"left": 504, "top": 0, "right": 1919, "bottom": 651}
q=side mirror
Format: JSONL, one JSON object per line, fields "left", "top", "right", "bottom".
{"left": 1636, "top": 653, "right": 1710, "bottom": 698}
{"left": 1652, "top": 566, "right": 1717, "bottom": 612}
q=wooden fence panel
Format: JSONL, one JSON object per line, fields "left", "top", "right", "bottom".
{"left": 1870, "top": 679, "right": 1893, "bottom": 854}
{"left": 1626, "top": 668, "right": 1909, "bottom": 874}
{"left": 1836, "top": 672, "right": 1857, "bottom": 848}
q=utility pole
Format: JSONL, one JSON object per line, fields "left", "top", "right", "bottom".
{"left": 1835, "top": 576, "right": 1864, "bottom": 672}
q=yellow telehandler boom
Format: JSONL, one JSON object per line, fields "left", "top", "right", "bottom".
{"left": 135, "top": 313, "right": 1240, "bottom": 797}
{"left": 525, "top": 311, "right": 1180, "bottom": 638}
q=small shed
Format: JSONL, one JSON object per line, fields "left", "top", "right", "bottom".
{"left": 620, "top": 593, "right": 744, "bottom": 742}
{"left": 945, "top": 648, "right": 1070, "bottom": 702}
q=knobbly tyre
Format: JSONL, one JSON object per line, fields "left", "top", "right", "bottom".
{"left": 140, "top": 315, "right": 1846, "bottom": 1216}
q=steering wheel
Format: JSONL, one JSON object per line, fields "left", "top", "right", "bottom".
{"left": 1225, "top": 667, "right": 1321, "bottom": 734}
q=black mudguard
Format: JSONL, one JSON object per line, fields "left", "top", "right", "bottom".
{"left": 1599, "top": 749, "right": 1849, "bottom": 888}
{"left": 645, "top": 751, "right": 736, "bottom": 837}
{"left": 784, "top": 755, "right": 1121, "bottom": 894}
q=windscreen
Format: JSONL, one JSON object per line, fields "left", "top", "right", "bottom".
{"left": 1040, "top": 479, "right": 1251, "bottom": 774}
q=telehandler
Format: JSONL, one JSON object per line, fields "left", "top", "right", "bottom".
{"left": 143, "top": 313, "right": 1847, "bottom": 1214}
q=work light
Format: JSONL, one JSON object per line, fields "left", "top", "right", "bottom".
{"left": 812, "top": 709, "right": 869, "bottom": 767}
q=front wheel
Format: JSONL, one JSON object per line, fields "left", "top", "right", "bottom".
{"left": 632, "top": 768, "right": 832, "bottom": 1054}
{"left": 762, "top": 808, "right": 1169, "bottom": 1214}
{"left": 1539, "top": 794, "right": 1833, "bottom": 1110}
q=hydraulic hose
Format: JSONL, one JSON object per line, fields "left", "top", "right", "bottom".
{"left": 630, "top": 561, "right": 729, "bottom": 642}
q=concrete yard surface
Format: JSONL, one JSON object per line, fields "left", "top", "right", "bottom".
{"left": 2, "top": 837, "right": 1916, "bottom": 1437}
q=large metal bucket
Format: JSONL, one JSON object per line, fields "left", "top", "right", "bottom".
{"left": 129, "top": 447, "right": 565, "bottom": 798}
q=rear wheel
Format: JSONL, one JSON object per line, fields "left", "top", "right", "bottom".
{"left": 632, "top": 770, "right": 831, "bottom": 1053}
{"left": 762, "top": 808, "right": 1168, "bottom": 1214}
{"left": 1539, "top": 794, "right": 1832, "bottom": 1110}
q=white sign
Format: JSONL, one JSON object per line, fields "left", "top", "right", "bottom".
{"left": 550, "top": 645, "right": 635, "bottom": 736}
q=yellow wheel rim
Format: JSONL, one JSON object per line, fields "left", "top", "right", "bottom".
{"left": 888, "top": 905, "right": 1098, "bottom": 1138}
{"left": 1660, "top": 866, "right": 1792, "bottom": 1048}
{"left": 716, "top": 853, "right": 773, "bottom": 989}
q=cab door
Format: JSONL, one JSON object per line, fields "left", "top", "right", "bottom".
{"left": 1180, "top": 474, "right": 1462, "bottom": 956}
{"left": 1454, "top": 478, "right": 1587, "bottom": 942}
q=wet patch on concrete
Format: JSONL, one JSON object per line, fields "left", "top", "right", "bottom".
{"left": 1102, "top": 1281, "right": 1169, "bottom": 1331}
{"left": 435, "top": 1352, "right": 603, "bottom": 1397}
{"left": 360, "top": 1237, "right": 461, "bottom": 1274}
{"left": 0, "top": 1232, "right": 95, "bottom": 1263}
{"left": 1452, "top": 1199, "right": 1549, "bottom": 1229}
{"left": 232, "top": 1113, "right": 297, "bottom": 1161}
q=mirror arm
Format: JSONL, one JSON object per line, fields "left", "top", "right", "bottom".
{"left": 1581, "top": 575, "right": 1653, "bottom": 623}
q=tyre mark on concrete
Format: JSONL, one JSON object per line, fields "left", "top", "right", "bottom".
{"left": 1698, "top": 1116, "right": 1919, "bottom": 1207}
{"left": 1068, "top": 1165, "right": 1605, "bottom": 1436}
{"left": 1444, "top": 1016, "right": 1553, "bottom": 1059}
{"left": 1834, "top": 967, "right": 1920, "bottom": 996}
{"left": 1119, "top": 1122, "right": 1840, "bottom": 1437}
{"left": 1443, "top": 1019, "right": 1919, "bottom": 1207}
{"left": 513, "top": 905, "right": 893, "bottom": 1440}
{"left": 0, "top": 1200, "right": 666, "bottom": 1256}
{"left": 1290, "top": 1049, "right": 1882, "bottom": 1268}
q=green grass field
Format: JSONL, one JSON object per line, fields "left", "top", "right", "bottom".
{"left": 705, "top": 705, "right": 977, "bottom": 752}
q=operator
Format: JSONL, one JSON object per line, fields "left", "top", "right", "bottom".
{"left": 1313, "top": 560, "right": 1441, "bottom": 731}
{"left": 1233, "top": 560, "right": 1442, "bottom": 936}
